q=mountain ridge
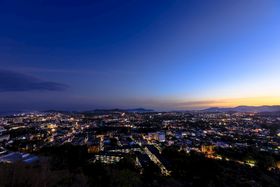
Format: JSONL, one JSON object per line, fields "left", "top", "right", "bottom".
{"left": 202, "top": 105, "right": 280, "bottom": 113}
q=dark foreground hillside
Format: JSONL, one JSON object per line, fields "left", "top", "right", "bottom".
{"left": 0, "top": 145, "right": 279, "bottom": 187}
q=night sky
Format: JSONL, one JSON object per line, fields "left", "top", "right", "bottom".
{"left": 1, "top": 0, "right": 280, "bottom": 112}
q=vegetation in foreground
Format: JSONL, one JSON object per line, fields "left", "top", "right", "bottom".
{"left": 0, "top": 144, "right": 279, "bottom": 187}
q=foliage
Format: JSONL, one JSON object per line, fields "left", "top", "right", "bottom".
{"left": 0, "top": 145, "right": 279, "bottom": 187}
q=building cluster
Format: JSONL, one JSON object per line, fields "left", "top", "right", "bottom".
{"left": 0, "top": 111, "right": 280, "bottom": 173}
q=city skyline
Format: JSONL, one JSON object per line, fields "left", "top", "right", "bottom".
{"left": 1, "top": 0, "right": 280, "bottom": 111}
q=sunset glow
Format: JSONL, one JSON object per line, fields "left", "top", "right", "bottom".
{"left": 0, "top": 0, "right": 280, "bottom": 111}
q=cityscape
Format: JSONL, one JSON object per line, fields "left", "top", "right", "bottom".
{"left": 0, "top": 108, "right": 280, "bottom": 186}
{"left": 1, "top": 0, "right": 280, "bottom": 187}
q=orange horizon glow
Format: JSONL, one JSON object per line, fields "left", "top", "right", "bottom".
{"left": 214, "top": 97, "right": 280, "bottom": 107}
{"left": 176, "top": 96, "right": 280, "bottom": 109}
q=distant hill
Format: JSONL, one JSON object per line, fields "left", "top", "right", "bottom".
{"left": 202, "top": 105, "right": 280, "bottom": 113}
{"left": 0, "top": 108, "right": 154, "bottom": 116}
{"left": 0, "top": 111, "right": 24, "bottom": 116}
{"left": 84, "top": 108, "right": 154, "bottom": 114}
{"left": 43, "top": 110, "right": 79, "bottom": 114}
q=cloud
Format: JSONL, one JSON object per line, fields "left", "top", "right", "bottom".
{"left": 158, "top": 100, "right": 224, "bottom": 110}
{"left": 0, "top": 70, "right": 68, "bottom": 92}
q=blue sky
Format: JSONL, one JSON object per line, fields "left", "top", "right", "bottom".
{"left": 0, "top": 0, "right": 280, "bottom": 111}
